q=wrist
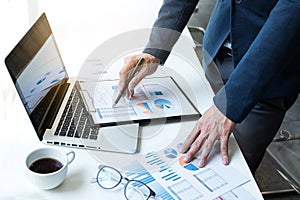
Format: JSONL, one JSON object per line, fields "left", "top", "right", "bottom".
{"left": 141, "top": 52, "right": 161, "bottom": 63}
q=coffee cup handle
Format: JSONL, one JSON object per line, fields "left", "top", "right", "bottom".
{"left": 66, "top": 150, "right": 75, "bottom": 165}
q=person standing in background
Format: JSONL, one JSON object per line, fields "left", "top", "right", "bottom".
{"left": 118, "top": 0, "right": 300, "bottom": 174}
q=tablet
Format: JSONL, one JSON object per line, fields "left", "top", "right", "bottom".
{"left": 78, "top": 76, "right": 200, "bottom": 125}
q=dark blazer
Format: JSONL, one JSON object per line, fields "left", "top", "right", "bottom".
{"left": 144, "top": 0, "right": 300, "bottom": 122}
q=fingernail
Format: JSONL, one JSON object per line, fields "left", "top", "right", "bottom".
{"left": 198, "top": 159, "right": 204, "bottom": 167}
{"left": 223, "top": 157, "right": 229, "bottom": 165}
{"left": 183, "top": 155, "right": 190, "bottom": 163}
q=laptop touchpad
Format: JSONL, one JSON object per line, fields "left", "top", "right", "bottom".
{"left": 98, "top": 123, "right": 139, "bottom": 154}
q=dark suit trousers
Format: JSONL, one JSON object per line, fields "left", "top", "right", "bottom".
{"left": 210, "top": 49, "right": 298, "bottom": 174}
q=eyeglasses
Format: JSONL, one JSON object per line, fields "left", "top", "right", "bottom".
{"left": 91, "top": 165, "right": 156, "bottom": 200}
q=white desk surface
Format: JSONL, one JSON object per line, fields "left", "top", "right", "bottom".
{"left": 0, "top": 1, "right": 263, "bottom": 199}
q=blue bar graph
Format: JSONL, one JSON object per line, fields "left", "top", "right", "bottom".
{"left": 124, "top": 160, "right": 175, "bottom": 200}
{"left": 145, "top": 152, "right": 181, "bottom": 182}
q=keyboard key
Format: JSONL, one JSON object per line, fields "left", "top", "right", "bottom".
{"left": 91, "top": 129, "right": 98, "bottom": 135}
{"left": 54, "top": 129, "right": 60, "bottom": 135}
{"left": 74, "top": 131, "right": 81, "bottom": 138}
{"left": 59, "top": 129, "right": 67, "bottom": 136}
{"left": 89, "top": 134, "right": 98, "bottom": 140}
{"left": 67, "top": 130, "right": 75, "bottom": 137}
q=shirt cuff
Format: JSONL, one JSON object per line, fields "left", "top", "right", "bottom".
{"left": 213, "top": 86, "right": 243, "bottom": 123}
{"left": 143, "top": 48, "right": 170, "bottom": 65}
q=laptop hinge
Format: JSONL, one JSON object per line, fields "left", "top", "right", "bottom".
{"left": 39, "top": 78, "right": 70, "bottom": 137}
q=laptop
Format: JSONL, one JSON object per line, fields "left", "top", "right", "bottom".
{"left": 4, "top": 13, "right": 139, "bottom": 153}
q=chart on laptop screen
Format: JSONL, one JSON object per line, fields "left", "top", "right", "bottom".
{"left": 78, "top": 76, "right": 200, "bottom": 124}
{"left": 14, "top": 35, "right": 67, "bottom": 114}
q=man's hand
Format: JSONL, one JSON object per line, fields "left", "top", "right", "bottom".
{"left": 180, "top": 104, "right": 236, "bottom": 167}
{"left": 119, "top": 53, "right": 160, "bottom": 97}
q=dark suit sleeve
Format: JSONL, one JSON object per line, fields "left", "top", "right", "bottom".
{"left": 214, "top": 0, "right": 300, "bottom": 123}
{"left": 143, "top": 0, "right": 199, "bottom": 64}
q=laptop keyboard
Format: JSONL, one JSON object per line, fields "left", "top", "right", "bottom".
{"left": 54, "top": 87, "right": 99, "bottom": 140}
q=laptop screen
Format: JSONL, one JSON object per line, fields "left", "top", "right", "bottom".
{"left": 5, "top": 13, "right": 68, "bottom": 138}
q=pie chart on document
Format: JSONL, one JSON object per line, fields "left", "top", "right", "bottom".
{"left": 154, "top": 99, "right": 172, "bottom": 110}
{"left": 164, "top": 148, "right": 178, "bottom": 159}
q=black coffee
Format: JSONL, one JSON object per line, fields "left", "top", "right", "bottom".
{"left": 29, "top": 158, "right": 63, "bottom": 174}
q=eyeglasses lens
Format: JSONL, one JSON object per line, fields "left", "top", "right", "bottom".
{"left": 98, "top": 167, "right": 122, "bottom": 189}
{"left": 125, "top": 180, "right": 151, "bottom": 200}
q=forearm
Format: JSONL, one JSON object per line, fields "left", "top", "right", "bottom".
{"left": 143, "top": 0, "right": 198, "bottom": 64}
{"left": 214, "top": 0, "right": 300, "bottom": 123}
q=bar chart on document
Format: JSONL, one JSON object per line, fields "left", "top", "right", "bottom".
{"left": 146, "top": 151, "right": 204, "bottom": 200}
{"left": 123, "top": 147, "right": 253, "bottom": 200}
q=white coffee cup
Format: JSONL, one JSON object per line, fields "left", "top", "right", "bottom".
{"left": 25, "top": 147, "right": 75, "bottom": 190}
